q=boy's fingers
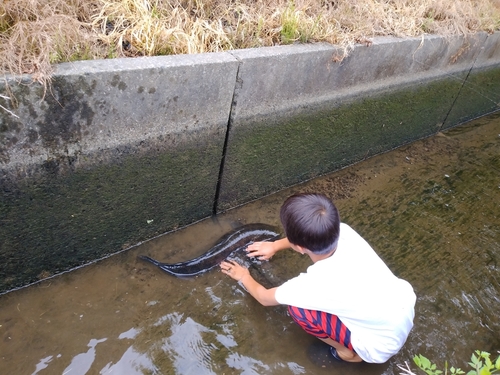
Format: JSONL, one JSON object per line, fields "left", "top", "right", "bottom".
{"left": 246, "top": 247, "right": 262, "bottom": 256}
{"left": 220, "top": 260, "right": 235, "bottom": 268}
{"left": 247, "top": 242, "right": 262, "bottom": 251}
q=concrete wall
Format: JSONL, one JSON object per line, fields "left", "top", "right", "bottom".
{"left": 218, "top": 33, "right": 500, "bottom": 209}
{"left": 1, "top": 32, "right": 499, "bottom": 292}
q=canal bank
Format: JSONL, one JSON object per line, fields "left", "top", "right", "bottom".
{"left": 1, "top": 32, "right": 499, "bottom": 293}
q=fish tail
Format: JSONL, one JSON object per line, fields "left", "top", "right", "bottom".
{"left": 138, "top": 255, "right": 161, "bottom": 266}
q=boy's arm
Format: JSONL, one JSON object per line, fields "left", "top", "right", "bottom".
{"left": 246, "top": 237, "right": 292, "bottom": 260}
{"left": 240, "top": 273, "right": 279, "bottom": 306}
{"left": 220, "top": 260, "right": 279, "bottom": 306}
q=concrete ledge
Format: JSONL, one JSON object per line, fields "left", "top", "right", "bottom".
{"left": 226, "top": 34, "right": 487, "bottom": 125}
{"left": 1, "top": 32, "right": 499, "bottom": 292}
{"left": 1, "top": 53, "right": 239, "bottom": 170}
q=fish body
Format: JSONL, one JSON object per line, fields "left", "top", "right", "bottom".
{"left": 139, "top": 223, "right": 281, "bottom": 277}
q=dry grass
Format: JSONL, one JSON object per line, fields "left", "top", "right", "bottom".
{"left": 1, "top": 0, "right": 500, "bottom": 82}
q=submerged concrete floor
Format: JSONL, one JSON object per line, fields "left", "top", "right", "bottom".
{"left": 0, "top": 112, "right": 499, "bottom": 374}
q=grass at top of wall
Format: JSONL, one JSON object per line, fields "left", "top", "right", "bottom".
{"left": 0, "top": 0, "right": 500, "bottom": 86}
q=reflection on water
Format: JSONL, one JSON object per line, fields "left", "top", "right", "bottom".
{"left": 64, "top": 338, "right": 107, "bottom": 375}
{"left": 0, "top": 113, "right": 499, "bottom": 375}
{"left": 100, "top": 345, "right": 154, "bottom": 375}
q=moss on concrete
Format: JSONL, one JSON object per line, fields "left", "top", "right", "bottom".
{"left": 217, "top": 76, "right": 465, "bottom": 210}
{"left": 443, "top": 65, "right": 500, "bottom": 128}
{"left": 0, "top": 141, "right": 221, "bottom": 292}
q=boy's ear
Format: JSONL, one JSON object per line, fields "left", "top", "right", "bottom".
{"left": 295, "top": 245, "right": 308, "bottom": 254}
{"left": 289, "top": 243, "right": 306, "bottom": 254}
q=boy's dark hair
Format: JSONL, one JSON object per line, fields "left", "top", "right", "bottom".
{"left": 280, "top": 193, "right": 340, "bottom": 254}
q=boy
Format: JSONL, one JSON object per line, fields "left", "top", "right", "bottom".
{"left": 220, "top": 193, "right": 416, "bottom": 363}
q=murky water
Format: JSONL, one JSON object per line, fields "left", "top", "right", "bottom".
{"left": 1, "top": 113, "right": 499, "bottom": 375}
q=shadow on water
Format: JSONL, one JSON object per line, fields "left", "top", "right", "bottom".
{"left": 0, "top": 112, "right": 499, "bottom": 374}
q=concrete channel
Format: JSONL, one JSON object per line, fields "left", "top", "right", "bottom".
{"left": 1, "top": 32, "right": 499, "bottom": 293}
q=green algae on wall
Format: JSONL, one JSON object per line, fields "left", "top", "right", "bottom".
{"left": 217, "top": 75, "right": 467, "bottom": 211}
{"left": 0, "top": 140, "right": 222, "bottom": 293}
{"left": 443, "top": 65, "right": 500, "bottom": 129}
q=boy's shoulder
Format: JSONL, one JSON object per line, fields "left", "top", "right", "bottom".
{"left": 339, "top": 222, "right": 359, "bottom": 238}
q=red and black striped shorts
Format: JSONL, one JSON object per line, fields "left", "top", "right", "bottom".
{"left": 288, "top": 306, "right": 354, "bottom": 350}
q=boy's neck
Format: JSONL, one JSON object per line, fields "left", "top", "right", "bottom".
{"left": 308, "top": 247, "right": 337, "bottom": 263}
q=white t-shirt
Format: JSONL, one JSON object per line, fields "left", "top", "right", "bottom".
{"left": 275, "top": 223, "right": 416, "bottom": 363}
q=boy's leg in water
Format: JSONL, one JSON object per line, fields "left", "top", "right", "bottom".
{"left": 288, "top": 306, "right": 363, "bottom": 363}
{"left": 319, "top": 336, "right": 362, "bottom": 362}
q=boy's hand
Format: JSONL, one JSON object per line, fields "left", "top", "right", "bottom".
{"left": 246, "top": 241, "right": 276, "bottom": 260}
{"left": 220, "top": 260, "right": 249, "bottom": 281}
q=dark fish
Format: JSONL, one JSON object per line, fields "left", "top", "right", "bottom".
{"left": 138, "top": 223, "right": 281, "bottom": 277}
